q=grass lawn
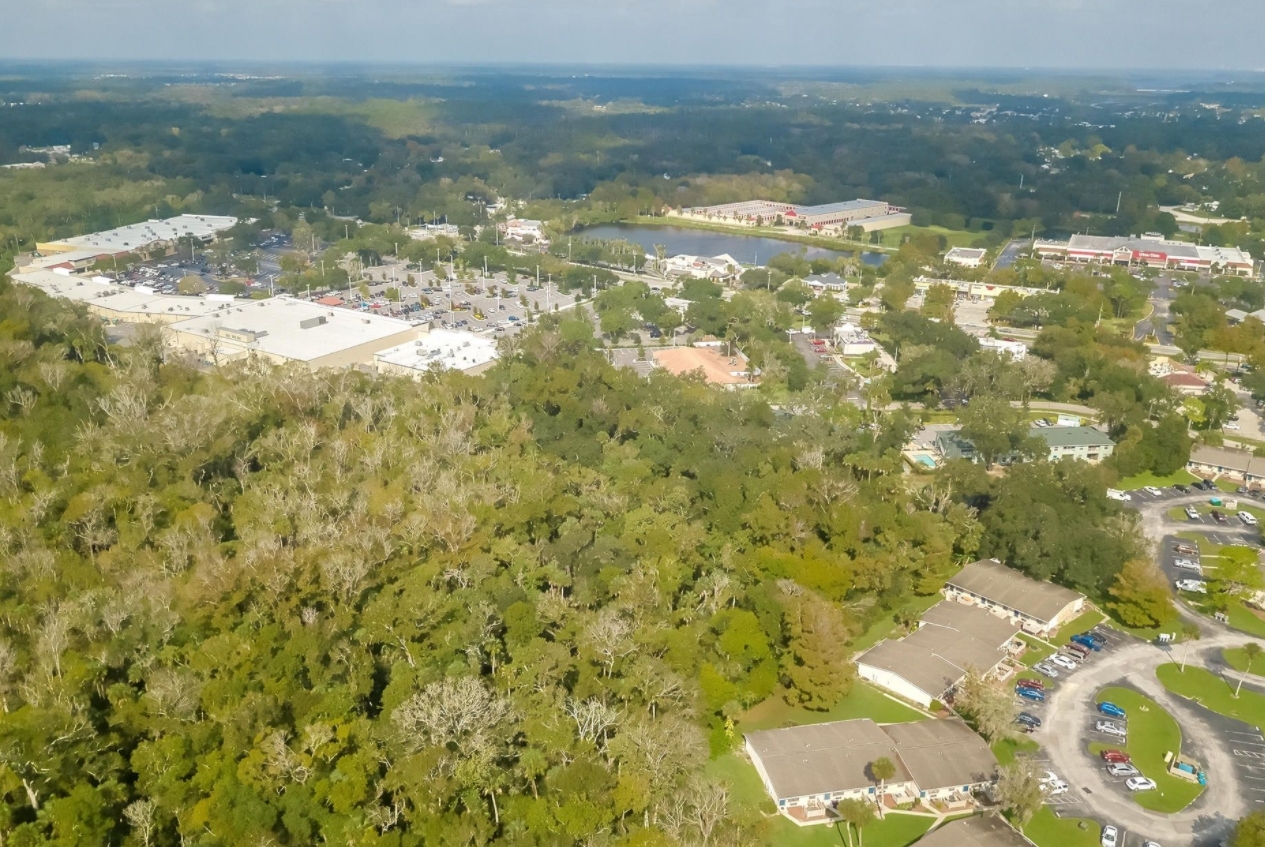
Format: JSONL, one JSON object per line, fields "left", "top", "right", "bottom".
{"left": 1190, "top": 598, "right": 1265, "bottom": 639}
{"left": 1158, "top": 663, "right": 1265, "bottom": 725}
{"left": 1117, "top": 469, "right": 1198, "bottom": 490}
{"left": 992, "top": 735, "right": 1039, "bottom": 766}
{"left": 706, "top": 753, "right": 936, "bottom": 846}
{"left": 875, "top": 223, "right": 982, "bottom": 250}
{"left": 1017, "top": 634, "right": 1057, "bottom": 667}
{"left": 739, "top": 682, "right": 926, "bottom": 734}
{"left": 849, "top": 593, "right": 944, "bottom": 654}
{"left": 1223, "top": 646, "right": 1265, "bottom": 674}
{"left": 1020, "top": 806, "right": 1102, "bottom": 847}
{"left": 1055, "top": 609, "right": 1107, "bottom": 644}
{"left": 1089, "top": 686, "right": 1204, "bottom": 813}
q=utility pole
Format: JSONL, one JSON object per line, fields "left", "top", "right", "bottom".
{"left": 1116, "top": 191, "right": 1123, "bottom": 215}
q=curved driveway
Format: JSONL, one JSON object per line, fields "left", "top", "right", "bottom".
{"left": 1036, "top": 488, "right": 1265, "bottom": 846}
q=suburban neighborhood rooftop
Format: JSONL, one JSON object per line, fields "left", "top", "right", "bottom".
{"left": 946, "top": 558, "right": 1084, "bottom": 625}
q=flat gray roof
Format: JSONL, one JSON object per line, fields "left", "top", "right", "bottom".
{"left": 798, "top": 199, "right": 885, "bottom": 216}
{"left": 857, "top": 602, "right": 1018, "bottom": 699}
{"left": 745, "top": 719, "right": 909, "bottom": 800}
{"left": 917, "top": 814, "right": 1034, "bottom": 847}
{"left": 945, "top": 559, "right": 1083, "bottom": 625}
{"left": 885, "top": 718, "right": 999, "bottom": 791}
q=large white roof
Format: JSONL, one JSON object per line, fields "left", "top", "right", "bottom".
{"left": 12, "top": 269, "right": 236, "bottom": 319}
{"left": 57, "top": 214, "right": 238, "bottom": 252}
{"left": 374, "top": 328, "right": 499, "bottom": 373}
{"left": 172, "top": 297, "right": 416, "bottom": 362}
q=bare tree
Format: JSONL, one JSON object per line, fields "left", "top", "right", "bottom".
{"left": 392, "top": 676, "right": 514, "bottom": 754}
{"left": 124, "top": 798, "right": 157, "bottom": 847}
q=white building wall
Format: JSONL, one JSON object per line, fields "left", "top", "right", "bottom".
{"left": 855, "top": 663, "right": 934, "bottom": 707}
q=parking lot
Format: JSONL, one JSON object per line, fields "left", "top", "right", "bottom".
{"left": 349, "top": 263, "right": 587, "bottom": 335}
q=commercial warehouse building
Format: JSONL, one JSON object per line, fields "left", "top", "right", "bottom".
{"left": 944, "top": 247, "right": 988, "bottom": 268}
{"left": 168, "top": 298, "right": 419, "bottom": 370}
{"left": 943, "top": 558, "right": 1086, "bottom": 637}
{"left": 855, "top": 602, "right": 1020, "bottom": 708}
{"left": 1035, "top": 234, "right": 1255, "bottom": 277}
{"left": 36, "top": 214, "right": 238, "bottom": 261}
{"left": 745, "top": 717, "right": 998, "bottom": 824}
{"left": 373, "top": 329, "right": 499, "bottom": 376}
{"left": 676, "top": 198, "right": 910, "bottom": 232}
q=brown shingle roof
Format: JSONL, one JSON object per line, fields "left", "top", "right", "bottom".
{"left": 945, "top": 559, "right": 1083, "bottom": 626}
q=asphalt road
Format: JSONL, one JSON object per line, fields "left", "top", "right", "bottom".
{"left": 1135, "top": 274, "right": 1176, "bottom": 346}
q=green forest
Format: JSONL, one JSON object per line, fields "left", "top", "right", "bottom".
{"left": 0, "top": 273, "right": 1168, "bottom": 845}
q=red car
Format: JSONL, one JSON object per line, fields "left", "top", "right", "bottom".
{"left": 1016, "top": 678, "right": 1045, "bottom": 692}
{"left": 1101, "top": 749, "right": 1131, "bottom": 764}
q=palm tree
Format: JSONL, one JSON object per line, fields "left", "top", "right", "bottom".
{"left": 1236, "top": 642, "right": 1263, "bottom": 698}
{"left": 837, "top": 797, "right": 875, "bottom": 847}
{"left": 1179, "top": 621, "right": 1201, "bottom": 672}
{"left": 868, "top": 757, "right": 896, "bottom": 818}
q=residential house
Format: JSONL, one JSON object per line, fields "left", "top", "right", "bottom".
{"left": 942, "top": 558, "right": 1086, "bottom": 637}
{"left": 1187, "top": 444, "right": 1265, "bottom": 485}
{"left": 855, "top": 602, "right": 1019, "bottom": 708}
{"left": 916, "top": 814, "right": 1036, "bottom": 847}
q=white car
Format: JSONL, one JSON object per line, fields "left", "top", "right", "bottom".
{"left": 1050, "top": 654, "right": 1078, "bottom": 670}
{"left": 1175, "top": 579, "right": 1208, "bottom": 593}
{"left": 1239, "top": 511, "right": 1259, "bottom": 526}
{"left": 1185, "top": 506, "right": 1200, "bottom": 519}
{"left": 1225, "top": 423, "right": 1241, "bottom": 430}
{"left": 1043, "top": 779, "right": 1069, "bottom": 795}
{"left": 1106, "top": 489, "right": 1131, "bottom": 502}
{"left": 1144, "top": 486, "right": 1163, "bottom": 496}
{"left": 1127, "top": 776, "right": 1158, "bottom": 791}
{"left": 1096, "top": 720, "right": 1127, "bottom": 738}
{"left": 1102, "top": 825, "right": 1118, "bottom": 847}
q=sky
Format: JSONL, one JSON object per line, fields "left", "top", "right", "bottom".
{"left": 6, "top": 0, "right": 1265, "bottom": 70}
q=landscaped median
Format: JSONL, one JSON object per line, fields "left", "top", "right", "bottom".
{"left": 1088, "top": 686, "right": 1205, "bottom": 813}
{"left": 1020, "top": 806, "right": 1102, "bottom": 847}
{"left": 1157, "top": 663, "right": 1265, "bottom": 726}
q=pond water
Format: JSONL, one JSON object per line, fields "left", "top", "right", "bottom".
{"left": 576, "top": 223, "right": 887, "bottom": 267}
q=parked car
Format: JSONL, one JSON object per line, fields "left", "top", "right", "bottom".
{"left": 1173, "top": 484, "right": 1190, "bottom": 493}
{"left": 1081, "top": 631, "right": 1107, "bottom": 648}
{"left": 1175, "top": 579, "right": 1208, "bottom": 594}
{"left": 1173, "top": 543, "right": 1199, "bottom": 556}
{"left": 1016, "top": 686, "right": 1045, "bottom": 702}
{"left": 1144, "top": 486, "right": 1163, "bottom": 496}
{"left": 1102, "top": 825, "right": 1118, "bottom": 847}
{"left": 1067, "top": 643, "right": 1091, "bottom": 659}
{"left": 1100, "top": 749, "right": 1131, "bottom": 764}
{"left": 1106, "top": 489, "right": 1131, "bottom": 502}
{"left": 1017, "top": 712, "right": 1043, "bottom": 728}
{"left": 1197, "top": 479, "right": 1217, "bottom": 491}
{"left": 1043, "top": 779, "right": 1069, "bottom": 795}
{"left": 1098, "top": 701, "right": 1127, "bottom": 718}
{"left": 1107, "top": 763, "right": 1139, "bottom": 777}
{"left": 1239, "top": 511, "right": 1259, "bottom": 526}
{"left": 1126, "top": 777, "right": 1158, "bottom": 792}
{"left": 1173, "top": 558, "right": 1203, "bottom": 573}
{"left": 1185, "top": 506, "right": 1201, "bottom": 520}
{"left": 1211, "top": 510, "right": 1229, "bottom": 524}
{"left": 1050, "top": 654, "right": 1078, "bottom": 670}
{"left": 1071, "top": 634, "right": 1103, "bottom": 652}
{"left": 1017, "top": 678, "right": 1045, "bottom": 692}
{"left": 1033, "top": 662, "right": 1060, "bottom": 679}
{"left": 1096, "top": 720, "right": 1127, "bottom": 738}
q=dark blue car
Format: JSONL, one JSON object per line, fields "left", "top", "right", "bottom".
{"left": 1071, "top": 634, "right": 1102, "bottom": 651}
{"left": 1016, "top": 686, "right": 1045, "bottom": 702}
